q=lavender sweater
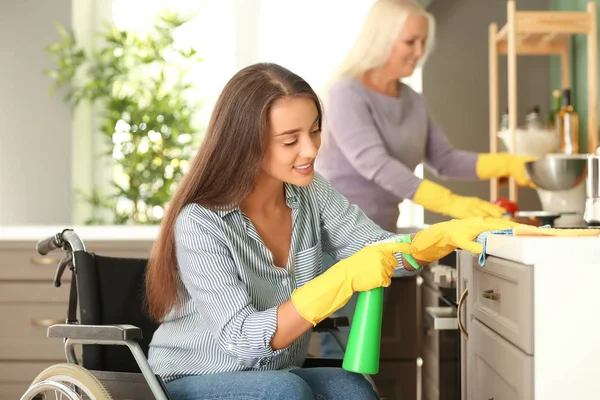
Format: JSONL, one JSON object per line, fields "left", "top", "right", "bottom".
{"left": 315, "top": 79, "right": 479, "bottom": 231}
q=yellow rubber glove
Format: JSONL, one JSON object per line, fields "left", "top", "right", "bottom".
{"left": 476, "top": 153, "right": 537, "bottom": 188}
{"left": 413, "top": 180, "right": 505, "bottom": 219}
{"left": 410, "top": 216, "right": 524, "bottom": 262}
{"left": 291, "top": 242, "right": 416, "bottom": 326}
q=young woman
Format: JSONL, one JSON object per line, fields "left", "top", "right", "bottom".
{"left": 144, "top": 62, "right": 521, "bottom": 400}
{"left": 315, "top": 0, "right": 536, "bottom": 357}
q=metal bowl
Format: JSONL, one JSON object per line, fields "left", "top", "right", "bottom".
{"left": 525, "top": 154, "right": 588, "bottom": 191}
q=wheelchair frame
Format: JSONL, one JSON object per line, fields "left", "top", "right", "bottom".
{"left": 23, "top": 229, "right": 357, "bottom": 400}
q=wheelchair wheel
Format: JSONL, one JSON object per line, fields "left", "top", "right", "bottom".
{"left": 20, "top": 363, "right": 112, "bottom": 400}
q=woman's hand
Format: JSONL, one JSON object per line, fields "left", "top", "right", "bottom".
{"left": 443, "top": 194, "right": 506, "bottom": 219}
{"left": 413, "top": 180, "right": 505, "bottom": 219}
{"left": 291, "top": 242, "right": 416, "bottom": 326}
{"left": 402, "top": 234, "right": 431, "bottom": 271}
{"left": 409, "top": 217, "right": 522, "bottom": 262}
{"left": 342, "top": 242, "right": 416, "bottom": 291}
{"left": 476, "top": 153, "right": 538, "bottom": 188}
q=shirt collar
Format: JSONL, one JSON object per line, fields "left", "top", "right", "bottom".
{"left": 212, "top": 205, "right": 239, "bottom": 218}
{"left": 212, "top": 183, "right": 299, "bottom": 218}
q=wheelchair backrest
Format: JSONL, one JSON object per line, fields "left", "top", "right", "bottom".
{"left": 74, "top": 252, "right": 159, "bottom": 373}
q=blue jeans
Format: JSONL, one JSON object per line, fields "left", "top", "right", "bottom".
{"left": 318, "top": 252, "right": 358, "bottom": 359}
{"left": 165, "top": 367, "right": 378, "bottom": 400}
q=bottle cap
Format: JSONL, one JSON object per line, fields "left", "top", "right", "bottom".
{"left": 562, "top": 88, "right": 572, "bottom": 107}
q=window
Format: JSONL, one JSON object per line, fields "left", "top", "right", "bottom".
{"left": 73, "top": 0, "right": 236, "bottom": 224}
{"left": 256, "top": 0, "right": 376, "bottom": 90}
{"left": 112, "top": 0, "right": 237, "bottom": 127}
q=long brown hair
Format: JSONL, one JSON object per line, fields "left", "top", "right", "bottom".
{"left": 146, "top": 63, "right": 323, "bottom": 320}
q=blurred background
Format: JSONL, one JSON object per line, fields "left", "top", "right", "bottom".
{"left": 4, "top": 0, "right": 581, "bottom": 229}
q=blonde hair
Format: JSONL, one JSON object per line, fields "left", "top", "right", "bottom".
{"left": 329, "top": 0, "right": 436, "bottom": 83}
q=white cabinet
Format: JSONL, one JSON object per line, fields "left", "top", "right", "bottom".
{"left": 461, "top": 252, "right": 534, "bottom": 400}
{"left": 469, "top": 319, "right": 533, "bottom": 400}
{"left": 459, "top": 233, "right": 600, "bottom": 400}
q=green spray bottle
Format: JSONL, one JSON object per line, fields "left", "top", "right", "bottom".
{"left": 342, "top": 234, "right": 418, "bottom": 374}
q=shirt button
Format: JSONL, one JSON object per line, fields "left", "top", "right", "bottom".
{"left": 282, "top": 278, "right": 288, "bottom": 286}
{"left": 227, "top": 344, "right": 234, "bottom": 351}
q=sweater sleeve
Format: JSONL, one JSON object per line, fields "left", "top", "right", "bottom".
{"left": 423, "top": 108, "right": 479, "bottom": 179}
{"left": 326, "top": 82, "right": 423, "bottom": 200}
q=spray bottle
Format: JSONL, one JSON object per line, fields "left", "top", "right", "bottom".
{"left": 342, "top": 234, "right": 418, "bottom": 374}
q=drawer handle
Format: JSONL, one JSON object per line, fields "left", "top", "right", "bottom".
{"left": 31, "top": 318, "right": 64, "bottom": 327}
{"left": 457, "top": 288, "right": 468, "bottom": 340}
{"left": 30, "top": 257, "right": 61, "bottom": 266}
{"left": 482, "top": 289, "right": 501, "bottom": 301}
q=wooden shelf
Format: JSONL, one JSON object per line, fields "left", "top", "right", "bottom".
{"left": 488, "top": 0, "right": 598, "bottom": 202}
{"left": 494, "top": 10, "right": 591, "bottom": 55}
{"left": 498, "top": 10, "right": 593, "bottom": 37}
{"left": 496, "top": 38, "right": 568, "bottom": 55}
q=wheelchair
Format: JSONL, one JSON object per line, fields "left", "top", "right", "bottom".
{"left": 20, "top": 228, "right": 374, "bottom": 400}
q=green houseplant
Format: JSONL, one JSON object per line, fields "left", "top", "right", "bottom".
{"left": 45, "top": 11, "right": 202, "bottom": 225}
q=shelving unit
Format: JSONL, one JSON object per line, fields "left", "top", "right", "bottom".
{"left": 489, "top": 0, "right": 597, "bottom": 202}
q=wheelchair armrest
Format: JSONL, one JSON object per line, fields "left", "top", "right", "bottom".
{"left": 47, "top": 324, "right": 143, "bottom": 341}
{"left": 312, "top": 315, "right": 349, "bottom": 332}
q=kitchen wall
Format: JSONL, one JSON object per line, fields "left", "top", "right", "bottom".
{"left": 0, "top": 0, "right": 73, "bottom": 225}
{"left": 422, "top": 0, "right": 548, "bottom": 224}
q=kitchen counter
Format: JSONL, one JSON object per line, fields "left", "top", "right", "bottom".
{"left": 0, "top": 225, "right": 160, "bottom": 242}
{"left": 462, "top": 234, "right": 600, "bottom": 400}
{"left": 485, "top": 233, "right": 600, "bottom": 265}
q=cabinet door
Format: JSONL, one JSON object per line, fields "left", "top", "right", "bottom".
{"left": 381, "top": 277, "right": 419, "bottom": 360}
{"left": 372, "top": 361, "right": 417, "bottom": 400}
{"left": 471, "top": 256, "right": 534, "bottom": 355}
{"left": 468, "top": 319, "right": 533, "bottom": 400}
{"left": 0, "top": 283, "right": 70, "bottom": 360}
{"left": 421, "top": 283, "right": 460, "bottom": 400}
{"left": 421, "top": 282, "right": 440, "bottom": 399}
{"left": 456, "top": 251, "right": 474, "bottom": 400}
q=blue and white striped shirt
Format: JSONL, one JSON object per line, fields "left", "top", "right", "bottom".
{"left": 148, "top": 172, "right": 414, "bottom": 381}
